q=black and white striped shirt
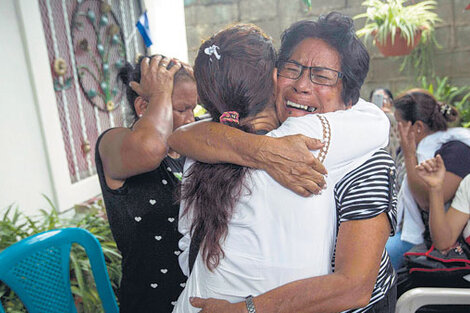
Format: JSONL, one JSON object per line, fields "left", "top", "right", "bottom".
{"left": 333, "top": 149, "right": 398, "bottom": 313}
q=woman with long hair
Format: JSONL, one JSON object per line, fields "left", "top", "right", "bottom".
{"left": 164, "top": 18, "right": 396, "bottom": 313}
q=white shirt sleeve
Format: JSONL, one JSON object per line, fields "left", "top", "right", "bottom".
{"left": 451, "top": 174, "right": 470, "bottom": 215}
{"left": 177, "top": 158, "right": 196, "bottom": 277}
{"left": 268, "top": 98, "right": 390, "bottom": 169}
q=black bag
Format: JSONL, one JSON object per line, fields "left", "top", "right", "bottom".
{"left": 402, "top": 240, "right": 470, "bottom": 290}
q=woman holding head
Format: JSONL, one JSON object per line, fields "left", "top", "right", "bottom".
{"left": 162, "top": 13, "right": 397, "bottom": 313}
{"left": 95, "top": 55, "right": 197, "bottom": 312}
{"left": 387, "top": 89, "right": 470, "bottom": 270}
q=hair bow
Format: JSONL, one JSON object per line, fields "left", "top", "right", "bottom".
{"left": 204, "top": 44, "right": 221, "bottom": 61}
{"left": 440, "top": 104, "right": 452, "bottom": 116}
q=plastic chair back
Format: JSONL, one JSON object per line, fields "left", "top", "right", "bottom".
{"left": 0, "top": 228, "right": 118, "bottom": 313}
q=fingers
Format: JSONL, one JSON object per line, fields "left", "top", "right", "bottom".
{"left": 149, "top": 55, "right": 161, "bottom": 70}
{"left": 304, "top": 137, "right": 324, "bottom": 151}
{"left": 310, "top": 156, "right": 327, "bottom": 176}
{"left": 183, "top": 64, "right": 194, "bottom": 79}
{"left": 294, "top": 171, "right": 325, "bottom": 195}
{"left": 435, "top": 154, "right": 445, "bottom": 168}
{"left": 129, "top": 81, "right": 141, "bottom": 95}
{"left": 141, "top": 55, "right": 151, "bottom": 73}
{"left": 296, "top": 135, "right": 328, "bottom": 175}
{"left": 167, "top": 60, "right": 182, "bottom": 76}
{"left": 416, "top": 157, "right": 440, "bottom": 173}
{"left": 397, "top": 121, "right": 411, "bottom": 141}
{"left": 158, "top": 56, "right": 170, "bottom": 69}
{"left": 189, "top": 297, "right": 205, "bottom": 308}
{"left": 421, "top": 160, "right": 436, "bottom": 172}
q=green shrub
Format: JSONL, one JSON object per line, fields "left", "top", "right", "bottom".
{"left": 0, "top": 197, "right": 121, "bottom": 313}
{"left": 419, "top": 76, "right": 470, "bottom": 127}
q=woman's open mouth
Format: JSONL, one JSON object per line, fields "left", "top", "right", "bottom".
{"left": 286, "top": 100, "right": 317, "bottom": 113}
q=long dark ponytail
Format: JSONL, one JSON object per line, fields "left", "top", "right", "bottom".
{"left": 181, "top": 24, "right": 276, "bottom": 270}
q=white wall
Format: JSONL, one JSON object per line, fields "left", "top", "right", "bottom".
{"left": 0, "top": 0, "right": 55, "bottom": 216}
{"left": 0, "top": 0, "right": 189, "bottom": 217}
{"left": 144, "top": 0, "right": 189, "bottom": 62}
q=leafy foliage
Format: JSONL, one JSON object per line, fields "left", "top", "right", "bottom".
{"left": 355, "top": 0, "right": 440, "bottom": 46}
{"left": 419, "top": 76, "right": 470, "bottom": 127}
{"left": 0, "top": 198, "right": 121, "bottom": 313}
{"left": 399, "top": 31, "right": 440, "bottom": 79}
{"left": 301, "top": 0, "right": 312, "bottom": 10}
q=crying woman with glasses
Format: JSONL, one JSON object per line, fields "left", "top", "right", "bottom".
{"left": 167, "top": 12, "right": 397, "bottom": 313}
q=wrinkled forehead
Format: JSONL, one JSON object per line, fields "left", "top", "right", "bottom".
{"left": 288, "top": 38, "right": 341, "bottom": 70}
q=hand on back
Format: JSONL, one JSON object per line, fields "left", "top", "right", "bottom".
{"left": 261, "top": 134, "right": 327, "bottom": 197}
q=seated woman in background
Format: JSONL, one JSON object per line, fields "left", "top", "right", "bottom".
{"left": 416, "top": 155, "right": 470, "bottom": 250}
{"left": 386, "top": 89, "right": 470, "bottom": 270}
{"left": 95, "top": 55, "right": 196, "bottom": 312}
{"left": 164, "top": 15, "right": 396, "bottom": 313}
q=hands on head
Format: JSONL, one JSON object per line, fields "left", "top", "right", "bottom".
{"left": 416, "top": 154, "right": 446, "bottom": 190}
{"left": 129, "top": 55, "right": 190, "bottom": 101}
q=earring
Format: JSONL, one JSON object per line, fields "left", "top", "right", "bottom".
{"left": 417, "top": 129, "right": 421, "bottom": 133}
{"left": 138, "top": 113, "right": 143, "bottom": 118}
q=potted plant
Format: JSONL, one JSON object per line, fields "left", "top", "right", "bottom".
{"left": 354, "top": 0, "right": 440, "bottom": 56}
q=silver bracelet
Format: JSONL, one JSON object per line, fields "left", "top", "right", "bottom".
{"left": 245, "top": 295, "right": 256, "bottom": 313}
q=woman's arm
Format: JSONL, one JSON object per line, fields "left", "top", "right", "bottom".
{"left": 191, "top": 151, "right": 395, "bottom": 312}
{"left": 416, "top": 155, "right": 469, "bottom": 250}
{"left": 398, "top": 122, "right": 461, "bottom": 210}
{"left": 99, "top": 56, "right": 181, "bottom": 182}
{"left": 190, "top": 213, "right": 390, "bottom": 313}
{"left": 169, "top": 122, "right": 327, "bottom": 196}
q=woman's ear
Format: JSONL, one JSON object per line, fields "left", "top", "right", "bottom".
{"left": 414, "top": 120, "right": 426, "bottom": 136}
{"left": 134, "top": 96, "right": 148, "bottom": 118}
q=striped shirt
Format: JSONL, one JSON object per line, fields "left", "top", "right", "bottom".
{"left": 333, "top": 149, "right": 398, "bottom": 313}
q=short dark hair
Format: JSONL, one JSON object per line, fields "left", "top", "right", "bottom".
{"left": 117, "top": 55, "right": 194, "bottom": 124}
{"left": 394, "top": 89, "right": 459, "bottom": 131}
{"left": 278, "top": 12, "right": 369, "bottom": 106}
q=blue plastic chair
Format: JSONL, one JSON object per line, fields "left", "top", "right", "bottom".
{"left": 0, "top": 228, "right": 119, "bottom": 313}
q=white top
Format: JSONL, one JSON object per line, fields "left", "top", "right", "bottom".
{"left": 451, "top": 175, "right": 470, "bottom": 239}
{"left": 399, "top": 128, "right": 470, "bottom": 245}
{"left": 173, "top": 99, "right": 389, "bottom": 313}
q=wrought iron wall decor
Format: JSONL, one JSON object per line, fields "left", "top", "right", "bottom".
{"left": 71, "top": 0, "right": 126, "bottom": 112}
{"left": 39, "top": 0, "right": 144, "bottom": 183}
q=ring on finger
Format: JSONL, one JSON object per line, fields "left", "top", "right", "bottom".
{"left": 160, "top": 62, "right": 168, "bottom": 67}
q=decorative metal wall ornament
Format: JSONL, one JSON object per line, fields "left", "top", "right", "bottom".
{"left": 71, "top": 0, "right": 126, "bottom": 112}
{"left": 53, "top": 57, "right": 73, "bottom": 91}
{"left": 82, "top": 140, "right": 91, "bottom": 154}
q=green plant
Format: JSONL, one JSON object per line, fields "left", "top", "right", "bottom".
{"left": 0, "top": 197, "right": 121, "bottom": 313}
{"left": 399, "top": 31, "right": 440, "bottom": 79}
{"left": 355, "top": 0, "right": 440, "bottom": 46}
{"left": 302, "top": 0, "right": 312, "bottom": 10}
{"left": 420, "top": 76, "right": 470, "bottom": 127}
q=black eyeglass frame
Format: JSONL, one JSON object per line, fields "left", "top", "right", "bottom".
{"left": 277, "top": 60, "right": 344, "bottom": 86}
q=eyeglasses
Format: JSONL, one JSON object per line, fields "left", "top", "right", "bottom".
{"left": 278, "top": 60, "right": 344, "bottom": 86}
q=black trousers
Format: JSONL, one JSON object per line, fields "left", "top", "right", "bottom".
{"left": 368, "top": 283, "right": 397, "bottom": 313}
